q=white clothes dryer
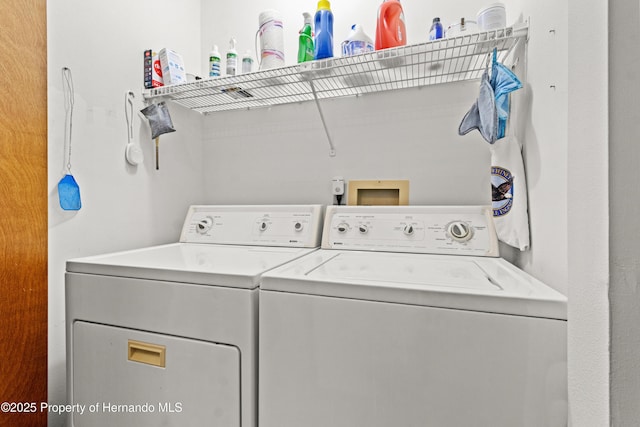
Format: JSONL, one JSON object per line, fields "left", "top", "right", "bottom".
{"left": 259, "top": 205, "right": 567, "bottom": 427}
{"left": 65, "top": 205, "right": 323, "bottom": 427}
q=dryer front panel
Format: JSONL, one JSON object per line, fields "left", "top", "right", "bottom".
{"left": 71, "top": 321, "right": 240, "bottom": 427}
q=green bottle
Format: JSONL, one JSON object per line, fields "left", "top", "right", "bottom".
{"left": 298, "top": 12, "right": 314, "bottom": 63}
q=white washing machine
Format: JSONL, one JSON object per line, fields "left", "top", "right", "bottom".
{"left": 259, "top": 205, "right": 567, "bottom": 427}
{"left": 65, "top": 205, "right": 323, "bottom": 427}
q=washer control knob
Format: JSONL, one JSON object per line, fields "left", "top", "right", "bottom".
{"left": 358, "top": 224, "right": 369, "bottom": 234}
{"left": 447, "top": 221, "right": 472, "bottom": 241}
{"left": 403, "top": 224, "right": 414, "bottom": 235}
{"left": 259, "top": 220, "right": 268, "bottom": 231}
{"left": 196, "top": 217, "right": 214, "bottom": 234}
{"left": 294, "top": 222, "right": 304, "bottom": 232}
{"left": 337, "top": 223, "right": 349, "bottom": 233}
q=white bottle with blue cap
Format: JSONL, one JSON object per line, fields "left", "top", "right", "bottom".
{"left": 341, "top": 24, "right": 374, "bottom": 57}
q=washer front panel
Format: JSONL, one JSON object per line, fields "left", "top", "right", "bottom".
{"left": 259, "top": 291, "right": 567, "bottom": 427}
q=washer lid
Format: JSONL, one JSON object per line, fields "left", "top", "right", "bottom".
{"left": 67, "top": 243, "right": 319, "bottom": 289}
{"left": 260, "top": 250, "right": 567, "bottom": 319}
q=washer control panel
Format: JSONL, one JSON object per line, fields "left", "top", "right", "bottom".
{"left": 180, "top": 205, "right": 323, "bottom": 248}
{"left": 322, "top": 206, "right": 498, "bottom": 257}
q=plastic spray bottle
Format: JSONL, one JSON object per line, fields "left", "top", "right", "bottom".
{"left": 375, "top": 0, "right": 406, "bottom": 50}
{"left": 226, "top": 38, "right": 238, "bottom": 76}
{"left": 314, "top": 0, "right": 333, "bottom": 60}
{"left": 209, "top": 45, "right": 221, "bottom": 77}
{"left": 298, "top": 12, "right": 315, "bottom": 63}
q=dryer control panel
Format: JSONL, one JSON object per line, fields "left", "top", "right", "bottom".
{"left": 322, "top": 205, "right": 499, "bottom": 257}
{"left": 180, "top": 205, "right": 323, "bottom": 248}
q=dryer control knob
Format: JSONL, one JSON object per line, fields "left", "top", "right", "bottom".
{"left": 294, "top": 222, "right": 304, "bottom": 231}
{"left": 358, "top": 224, "right": 369, "bottom": 234}
{"left": 259, "top": 221, "right": 268, "bottom": 231}
{"left": 403, "top": 224, "right": 414, "bottom": 235}
{"left": 447, "top": 221, "right": 472, "bottom": 241}
{"left": 196, "top": 217, "right": 214, "bottom": 234}
{"left": 337, "top": 223, "right": 349, "bottom": 233}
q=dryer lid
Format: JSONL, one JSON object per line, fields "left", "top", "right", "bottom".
{"left": 67, "top": 243, "right": 319, "bottom": 289}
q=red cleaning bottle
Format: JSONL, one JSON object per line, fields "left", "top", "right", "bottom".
{"left": 375, "top": 0, "right": 407, "bottom": 50}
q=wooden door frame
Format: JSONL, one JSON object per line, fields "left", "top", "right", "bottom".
{"left": 0, "top": 1, "right": 48, "bottom": 426}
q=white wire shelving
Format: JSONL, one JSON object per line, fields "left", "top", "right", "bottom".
{"left": 143, "top": 23, "right": 527, "bottom": 155}
{"left": 144, "top": 24, "right": 527, "bottom": 112}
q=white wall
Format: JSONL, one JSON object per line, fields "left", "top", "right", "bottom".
{"left": 566, "top": 0, "right": 610, "bottom": 425}
{"left": 47, "top": 1, "right": 204, "bottom": 426}
{"left": 515, "top": 0, "right": 569, "bottom": 290}
{"left": 201, "top": 82, "right": 492, "bottom": 207}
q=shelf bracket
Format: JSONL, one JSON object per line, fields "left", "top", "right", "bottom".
{"left": 308, "top": 79, "right": 336, "bottom": 157}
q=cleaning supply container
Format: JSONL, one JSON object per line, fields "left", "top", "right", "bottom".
{"left": 209, "top": 45, "right": 221, "bottom": 77}
{"left": 226, "top": 38, "right": 238, "bottom": 76}
{"left": 242, "top": 50, "right": 254, "bottom": 73}
{"left": 375, "top": 0, "right": 406, "bottom": 50}
{"left": 429, "top": 17, "right": 444, "bottom": 40}
{"left": 314, "top": 0, "right": 334, "bottom": 60}
{"left": 477, "top": 3, "right": 506, "bottom": 31}
{"left": 298, "top": 12, "right": 314, "bottom": 63}
{"left": 258, "top": 10, "right": 285, "bottom": 70}
{"left": 342, "top": 24, "right": 374, "bottom": 57}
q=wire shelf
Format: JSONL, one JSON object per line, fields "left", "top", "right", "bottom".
{"left": 143, "top": 24, "right": 527, "bottom": 115}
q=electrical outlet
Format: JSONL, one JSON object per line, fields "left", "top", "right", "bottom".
{"left": 331, "top": 177, "right": 345, "bottom": 195}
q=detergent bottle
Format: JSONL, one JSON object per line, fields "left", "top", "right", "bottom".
{"left": 375, "top": 0, "right": 407, "bottom": 50}
{"left": 342, "top": 24, "right": 374, "bottom": 57}
{"left": 298, "top": 12, "right": 314, "bottom": 63}
{"left": 314, "top": 0, "right": 334, "bottom": 60}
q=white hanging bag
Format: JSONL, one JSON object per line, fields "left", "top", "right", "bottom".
{"left": 489, "top": 132, "right": 530, "bottom": 250}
